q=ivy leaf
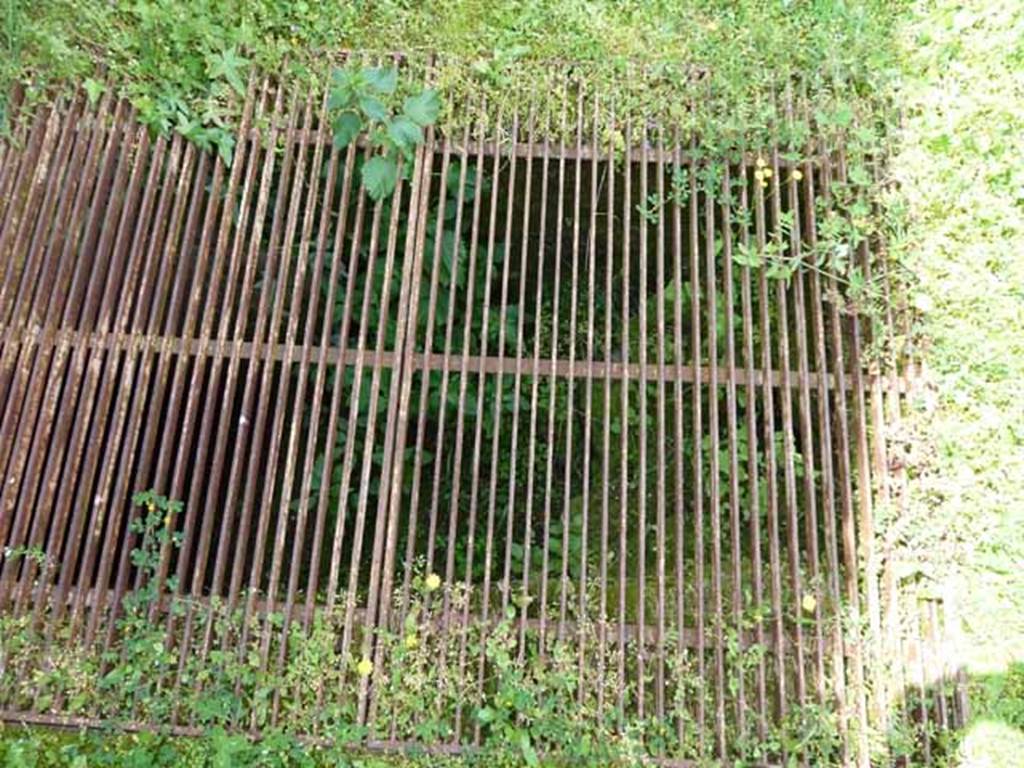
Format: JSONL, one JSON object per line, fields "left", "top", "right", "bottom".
{"left": 362, "top": 155, "right": 398, "bottom": 201}
{"left": 387, "top": 116, "right": 422, "bottom": 153}
{"left": 363, "top": 66, "right": 398, "bottom": 94}
{"left": 403, "top": 89, "right": 441, "bottom": 127}
{"left": 207, "top": 47, "right": 249, "bottom": 96}
{"left": 358, "top": 96, "right": 389, "bottom": 122}
{"left": 332, "top": 111, "right": 362, "bottom": 149}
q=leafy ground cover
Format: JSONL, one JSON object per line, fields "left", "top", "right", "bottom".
{"left": 2, "top": 0, "right": 1023, "bottom": 765}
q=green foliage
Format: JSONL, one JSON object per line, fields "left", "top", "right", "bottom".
{"left": 2, "top": 493, "right": 898, "bottom": 767}
{"left": 327, "top": 64, "right": 441, "bottom": 201}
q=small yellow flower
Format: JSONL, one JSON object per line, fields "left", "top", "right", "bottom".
{"left": 762, "top": 167, "right": 773, "bottom": 178}
{"left": 404, "top": 634, "right": 419, "bottom": 650}
{"left": 147, "top": 502, "right": 155, "bottom": 512}
{"left": 754, "top": 169, "right": 764, "bottom": 182}
{"left": 759, "top": 179, "right": 769, "bottom": 189}
{"left": 163, "top": 515, "right": 172, "bottom": 528}
{"left": 356, "top": 657, "right": 374, "bottom": 677}
{"left": 755, "top": 156, "right": 766, "bottom": 169}
{"left": 802, "top": 594, "right": 817, "bottom": 614}
{"left": 424, "top": 573, "right": 441, "bottom": 592}
{"left": 792, "top": 169, "right": 804, "bottom": 182}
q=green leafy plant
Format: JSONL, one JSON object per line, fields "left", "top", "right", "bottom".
{"left": 328, "top": 65, "right": 440, "bottom": 201}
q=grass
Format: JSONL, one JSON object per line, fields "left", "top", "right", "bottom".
{"left": 2, "top": 0, "right": 1023, "bottom": 765}
{"left": 891, "top": 0, "right": 1024, "bottom": 675}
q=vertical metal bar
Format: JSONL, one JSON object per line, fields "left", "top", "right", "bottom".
{"left": 75, "top": 132, "right": 169, "bottom": 647}
{"left": 837, "top": 148, "right": 882, "bottom": 731}
{"left": 769, "top": 145, "right": 808, "bottom": 710}
{"left": 297, "top": 139, "right": 360, "bottom": 629}
{"left": 6, "top": 105, "right": 136, "bottom": 616}
{"left": 670, "top": 136, "right": 688, "bottom": 744}
{"left": 94, "top": 134, "right": 194, "bottom": 650}
{"left": 753, "top": 149, "right": 787, "bottom": 722}
{"left": 616, "top": 117, "right": 631, "bottom": 717}
{"left": 398, "top": 140, "right": 452, "bottom": 622}
{"left": 421, "top": 125, "right": 470, "bottom": 598}
{"left": 32, "top": 121, "right": 154, "bottom": 643}
{"left": 737, "top": 167, "right": 769, "bottom": 737}
{"left": 347, "top": 148, "right": 411, "bottom": 724}
{"left": 0, "top": 95, "right": 114, "bottom": 560}
{"left": 783, "top": 146, "right": 828, "bottom": 714}
{"left": 220, "top": 89, "right": 301, "bottom": 618}
{"left": 472, "top": 101, "right": 520, "bottom": 743}
{"left": 652, "top": 123, "right": 668, "bottom": 724}
{"left": 558, "top": 83, "right": 583, "bottom": 645}
{"left": 0, "top": 104, "right": 53, "bottom": 260}
{"left": 452, "top": 96, "right": 502, "bottom": 736}
{"left": 636, "top": 116, "right": 649, "bottom": 721}
{"left": 440, "top": 101, "right": 486, "bottom": 632}
{"left": 372, "top": 89, "right": 438, "bottom": 727}
{"left": 364, "top": 55, "right": 436, "bottom": 720}
{"left": 596, "top": 101, "right": 614, "bottom": 715}
{"left": 35, "top": 108, "right": 146, "bottom": 633}
{"left": 496, "top": 98, "right": 533, "bottom": 623}
{"left": 319, "top": 141, "right": 374, "bottom": 614}
{"left": 167, "top": 80, "right": 263, "bottom": 693}
{"left": 242, "top": 96, "right": 317, "bottom": 683}
{"left": 577, "top": 86, "right": 599, "bottom": 702}
{"left": 196, "top": 82, "right": 283, "bottom": 646}
{"left": 518, "top": 93, "right": 551, "bottom": 657}
{"left": 538, "top": 81, "right": 568, "bottom": 655}
{"left": 799, "top": 149, "right": 853, "bottom": 759}
{"left": 331, "top": 188, "right": 392, "bottom": 675}
{"left": 704, "top": 144, "right": 725, "bottom": 757}
{"left": 688, "top": 135, "right": 706, "bottom": 746}
{"left": 363, "top": 58, "right": 437, "bottom": 721}
{"left": 0, "top": 99, "right": 75, "bottom": 331}
{"left": 720, "top": 163, "right": 747, "bottom": 737}
{"left": 64, "top": 135, "right": 200, "bottom": 640}
{"left": 819, "top": 154, "right": 870, "bottom": 761}
{"left": 251, "top": 93, "right": 328, "bottom": 720}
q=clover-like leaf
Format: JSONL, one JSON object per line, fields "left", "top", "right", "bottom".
{"left": 363, "top": 67, "right": 398, "bottom": 94}
{"left": 403, "top": 89, "right": 440, "bottom": 127}
{"left": 362, "top": 155, "right": 398, "bottom": 201}
{"left": 332, "top": 111, "right": 362, "bottom": 149}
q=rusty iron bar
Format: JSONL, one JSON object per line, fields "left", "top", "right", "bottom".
{"left": 0, "top": 69, "right": 934, "bottom": 762}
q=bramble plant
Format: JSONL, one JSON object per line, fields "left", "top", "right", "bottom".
{"left": 328, "top": 65, "right": 440, "bottom": 201}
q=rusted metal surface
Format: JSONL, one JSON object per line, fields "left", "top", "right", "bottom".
{"left": 0, "top": 67, "right": 960, "bottom": 763}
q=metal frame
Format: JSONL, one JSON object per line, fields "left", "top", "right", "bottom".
{"left": 0, "top": 65, "right": 966, "bottom": 764}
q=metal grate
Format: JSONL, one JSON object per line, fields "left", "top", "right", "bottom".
{"left": 0, "top": 65, "right": 967, "bottom": 763}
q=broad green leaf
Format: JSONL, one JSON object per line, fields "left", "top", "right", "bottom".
{"left": 387, "top": 116, "right": 422, "bottom": 151}
{"left": 358, "top": 95, "right": 388, "bottom": 122}
{"left": 362, "top": 155, "right": 398, "bottom": 201}
{"left": 403, "top": 89, "right": 441, "bottom": 127}
{"left": 83, "top": 78, "right": 105, "bottom": 106}
{"left": 328, "top": 85, "right": 352, "bottom": 110}
{"left": 332, "top": 111, "right": 362, "bottom": 149}
{"left": 518, "top": 732, "right": 539, "bottom": 767}
{"left": 363, "top": 66, "right": 398, "bottom": 94}
{"left": 208, "top": 47, "right": 249, "bottom": 96}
